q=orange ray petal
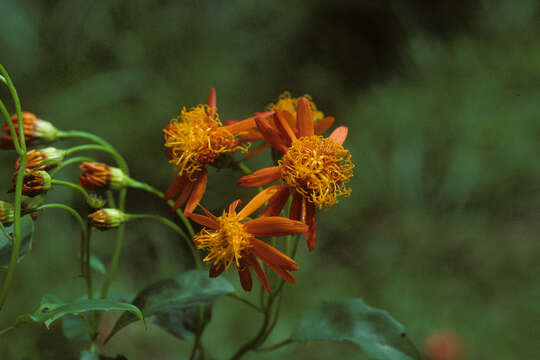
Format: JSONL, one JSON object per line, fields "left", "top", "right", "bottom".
{"left": 289, "top": 192, "right": 304, "bottom": 221}
{"left": 172, "top": 181, "right": 193, "bottom": 212}
{"left": 229, "top": 199, "right": 242, "bottom": 213}
{"left": 265, "top": 262, "right": 296, "bottom": 284}
{"left": 305, "top": 202, "right": 317, "bottom": 251}
{"left": 237, "top": 184, "right": 282, "bottom": 220}
{"left": 224, "top": 118, "right": 256, "bottom": 134}
{"left": 207, "top": 88, "right": 217, "bottom": 118}
{"left": 184, "top": 170, "right": 208, "bottom": 216}
{"left": 261, "top": 185, "right": 291, "bottom": 217}
{"left": 237, "top": 166, "right": 281, "bottom": 187}
{"left": 297, "top": 97, "right": 315, "bottom": 137}
{"left": 188, "top": 213, "right": 219, "bottom": 229}
{"left": 164, "top": 175, "right": 187, "bottom": 201}
{"left": 245, "top": 252, "right": 271, "bottom": 293}
{"left": 198, "top": 203, "right": 218, "bottom": 221}
{"left": 244, "top": 142, "right": 269, "bottom": 160}
{"left": 209, "top": 263, "right": 225, "bottom": 278}
{"left": 314, "top": 116, "right": 335, "bottom": 135}
{"left": 272, "top": 111, "right": 296, "bottom": 145}
{"left": 329, "top": 126, "right": 348, "bottom": 145}
{"left": 244, "top": 217, "right": 308, "bottom": 237}
{"left": 255, "top": 117, "right": 288, "bottom": 154}
{"left": 249, "top": 238, "right": 298, "bottom": 271}
{"left": 280, "top": 110, "right": 296, "bottom": 132}
{"left": 238, "top": 258, "right": 253, "bottom": 291}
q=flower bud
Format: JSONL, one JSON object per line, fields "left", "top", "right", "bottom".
{"left": 424, "top": 331, "right": 464, "bottom": 360}
{"left": 21, "top": 195, "right": 45, "bottom": 220}
{"left": 11, "top": 170, "right": 52, "bottom": 197}
{"left": 0, "top": 201, "right": 14, "bottom": 226}
{"left": 1, "top": 112, "right": 59, "bottom": 149}
{"left": 87, "top": 194, "right": 106, "bottom": 209}
{"left": 79, "top": 162, "right": 129, "bottom": 191}
{"left": 16, "top": 147, "right": 66, "bottom": 171}
{"left": 88, "top": 208, "right": 127, "bottom": 231}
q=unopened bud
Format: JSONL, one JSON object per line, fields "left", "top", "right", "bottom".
{"left": 87, "top": 194, "right": 106, "bottom": 209}
{"left": 1, "top": 112, "right": 59, "bottom": 149}
{"left": 0, "top": 201, "right": 14, "bottom": 226}
{"left": 79, "top": 162, "right": 129, "bottom": 191}
{"left": 11, "top": 170, "right": 52, "bottom": 197}
{"left": 88, "top": 208, "right": 127, "bottom": 231}
{"left": 16, "top": 147, "right": 66, "bottom": 171}
{"left": 424, "top": 331, "right": 464, "bottom": 360}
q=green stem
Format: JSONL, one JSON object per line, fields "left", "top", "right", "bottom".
{"left": 50, "top": 156, "right": 95, "bottom": 177}
{"left": 255, "top": 339, "right": 293, "bottom": 352}
{"left": 0, "top": 100, "right": 21, "bottom": 153}
{"left": 226, "top": 294, "right": 263, "bottom": 312}
{"left": 51, "top": 179, "right": 92, "bottom": 204}
{"left": 0, "top": 222, "right": 11, "bottom": 241}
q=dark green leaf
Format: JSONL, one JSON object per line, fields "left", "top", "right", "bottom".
{"left": 154, "top": 306, "right": 211, "bottom": 340}
{"left": 80, "top": 351, "right": 99, "bottom": 360}
{"left": 0, "top": 216, "right": 34, "bottom": 268}
{"left": 106, "top": 270, "right": 233, "bottom": 342}
{"left": 12, "top": 294, "right": 143, "bottom": 329}
{"left": 63, "top": 314, "right": 90, "bottom": 341}
{"left": 292, "top": 298, "right": 421, "bottom": 360}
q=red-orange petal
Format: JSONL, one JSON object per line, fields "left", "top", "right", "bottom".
{"left": 172, "top": 181, "right": 193, "bottom": 212}
{"left": 209, "top": 263, "right": 225, "bottom": 278}
{"left": 237, "top": 184, "right": 282, "bottom": 220}
{"left": 245, "top": 252, "right": 271, "bottom": 293}
{"left": 305, "top": 202, "right": 317, "bottom": 251}
{"left": 329, "top": 126, "right": 348, "bottom": 145}
{"left": 272, "top": 111, "right": 296, "bottom": 145}
{"left": 198, "top": 203, "right": 218, "bottom": 221}
{"left": 244, "top": 142, "right": 269, "bottom": 160}
{"left": 314, "top": 116, "right": 335, "bottom": 135}
{"left": 224, "top": 118, "right": 256, "bottom": 134}
{"left": 244, "top": 217, "right": 308, "bottom": 237}
{"left": 261, "top": 185, "right": 290, "bottom": 217}
{"left": 255, "top": 117, "right": 288, "bottom": 154}
{"left": 207, "top": 88, "right": 217, "bottom": 118}
{"left": 184, "top": 170, "right": 208, "bottom": 216}
{"left": 188, "top": 213, "right": 219, "bottom": 229}
{"left": 237, "top": 166, "right": 281, "bottom": 188}
{"left": 297, "top": 97, "right": 315, "bottom": 137}
{"left": 280, "top": 110, "right": 296, "bottom": 133}
{"left": 249, "top": 238, "right": 298, "bottom": 271}
{"left": 238, "top": 258, "right": 253, "bottom": 291}
{"left": 164, "top": 175, "right": 187, "bottom": 201}
{"left": 265, "top": 262, "right": 296, "bottom": 284}
{"left": 229, "top": 199, "right": 242, "bottom": 214}
{"left": 289, "top": 192, "right": 304, "bottom": 221}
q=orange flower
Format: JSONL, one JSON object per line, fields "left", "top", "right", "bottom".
{"left": 1, "top": 112, "right": 58, "bottom": 149}
{"left": 15, "top": 147, "right": 65, "bottom": 171}
{"left": 79, "top": 162, "right": 128, "bottom": 190}
{"left": 237, "top": 97, "right": 354, "bottom": 251}
{"left": 163, "top": 88, "right": 256, "bottom": 215}
{"left": 188, "top": 186, "right": 307, "bottom": 293}
{"left": 225, "top": 92, "right": 335, "bottom": 159}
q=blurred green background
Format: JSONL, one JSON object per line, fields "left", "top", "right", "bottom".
{"left": 1, "top": 0, "right": 540, "bottom": 358}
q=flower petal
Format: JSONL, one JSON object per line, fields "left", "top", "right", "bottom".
{"left": 207, "top": 88, "right": 217, "bottom": 118}
{"left": 245, "top": 252, "right": 271, "bottom": 293}
{"left": 224, "top": 118, "right": 256, "bottom": 134}
{"left": 184, "top": 170, "right": 208, "bottom": 216}
{"left": 238, "top": 258, "right": 253, "bottom": 291}
{"left": 164, "top": 175, "right": 187, "bottom": 201}
{"left": 272, "top": 111, "right": 296, "bottom": 145}
{"left": 229, "top": 199, "right": 242, "bottom": 213}
{"left": 261, "top": 185, "right": 291, "bottom": 217}
{"left": 289, "top": 192, "right": 305, "bottom": 221}
{"left": 249, "top": 238, "right": 298, "bottom": 271}
{"left": 265, "top": 263, "right": 296, "bottom": 284}
{"left": 329, "top": 126, "right": 348, "bottom": 145}
{"left": 245, "top": 142, "right": 269, "bottom": 159}
{"left": 198, "top": 203, "right": 218, "bottom": 221}
{"left": 314, "top": 116, "right": 335, "bottom": 135}
{"left": 280, "top": 110, "right": 296, "bottom": 132}
{"left": 172, "top": 181, "right": 193, "bottom": 212}
{"left": 209, "top": 263, "right": 225, "bottom": 278}
{"left": 297, "top": 97, "right": 315, "bottom": 137}
{"left": 188, "top": 213, "right": 219, "bottom": 229}
{"left": 237, "top": 184, "right": 283, "bottom": 220}
{"left": 237, "top": 166, "right": 281, "bottom": 188}
{"left": 244, "top": 217, "right": 308, "bottom": 237}
{"left": 305, "top": 202, "right": 317, "bottom": 251}
{"left": 255, "top": 117, "right": 289, "bottom": 154}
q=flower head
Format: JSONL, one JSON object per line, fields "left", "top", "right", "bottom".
{"left": 424, "top": 331, "right": 464, "bottom": 360}
{"left": 163, "top": 89, "right": 256, "bottom": 215}
{"left": 237, "top": 97, "right": 354, "bottom": 250}
{"left": 88, "top": 208, "right": 127, "bottom": 231}
{"left": 0, "top": 201, "right": 14, "bottom": 226}
{"left": 1, "top": 112, "right": 59, "bottom": 149}
{"left": 188, "top": 186, "right": 307, "bottom": 292}
{"left": 79, "top": 162, "right": 128, "bottom": 191}
{"left": 16, "top": 147, "right": 66, "bottom": 171}
{"left": 11, "top": 170, "right": 52, "bottom": 197}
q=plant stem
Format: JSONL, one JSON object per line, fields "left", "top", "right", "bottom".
{"left": 50, "top": 156, "right": 95, "bottom": 177}
{"left": 226, "top": 294, "right": 263, "bottom": 312}
{"left": 0, "top": 222, "right": 11, "bottom": 241}
{"left": 255, "top": 339, "right": 293, "bottom": 352}
{"left": 51, "top": 179, "right": 92, "bottom": 204}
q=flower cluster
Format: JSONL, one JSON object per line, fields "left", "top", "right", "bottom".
{"left": 164, "top": 90, "right": 354, "bottom": 291}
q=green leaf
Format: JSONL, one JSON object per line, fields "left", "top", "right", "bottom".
{"left": 292, "top": 298, "right": 421, "bottom": 360}
{"left": 62, "top": 314, "right": 90, "bottom": 341}
{"left": 106, "top": 270, "right": 234, "bottom": 342}
{"left": 154, "top": 306, "right": 211, "bottom": 340}
{"left": 12, "top": 294, "right": 143, "bottom": 330}
{"left": 0, "top": 216, "right": 34, "bottom": 268}
{"left": 80, "top": 351, "right": 99, "bottom": 360}
{"left": 90, "top": 254, "right": 107, "bottom": 275}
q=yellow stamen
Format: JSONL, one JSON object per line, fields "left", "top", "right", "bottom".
{"left": 194, "top": 211, "right": 252, "bottom": 271}
{"left": 164, "top": 105, "right": 249, "bottom": 180}
{"left": 279, "top": 135, "right": 354, "bottom": 209}
{"left": 267, "top": 91, "right": 325, "bottom": 123}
